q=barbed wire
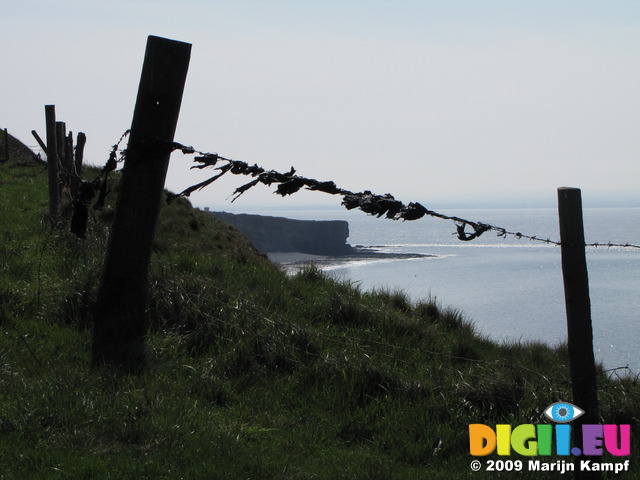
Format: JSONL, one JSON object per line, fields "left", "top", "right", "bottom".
{"left": 69, "top": 131, "right": 130, "bottom": 238}
{"left": 85, "top": 133, "right": 640, "bottom": 249}
{"left": 159, "top": 140, "right": 640, "bottom": 249}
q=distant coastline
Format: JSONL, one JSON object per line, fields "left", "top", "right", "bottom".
{"left": 207, "top": 210, "right": 355, "bottom": 256}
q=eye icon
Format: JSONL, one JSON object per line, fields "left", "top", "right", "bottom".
{"left": 544, "top": 402, "right": 584, "bottom": 423}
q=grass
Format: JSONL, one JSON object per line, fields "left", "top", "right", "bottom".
{"left": 1, "top": 139, "right": 639, "bottom": 479}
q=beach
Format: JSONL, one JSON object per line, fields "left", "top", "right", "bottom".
{"left": 267, "top": 247, "right": 431, "bottom": 273}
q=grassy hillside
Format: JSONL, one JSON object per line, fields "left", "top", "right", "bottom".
{"left": 0, "top": 136, "right": 638, "bottom": 479}
{"left": 0, "top": 129, "right": 42, "bottom": 165}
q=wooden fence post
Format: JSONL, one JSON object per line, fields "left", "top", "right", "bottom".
{"left": 31, "top": 130, "right": 48, "bottom": 156}
{"left": 64, "top": 131, "right": 74, "bottom": 202}
{"left": 56, "top": 122, "right": 68, "bottom": 196}
{"left": 558, "top": 187, "right": 600, "bottom": 480}
{"left": 71, "top": 132, "right": 86, "bottom": 198}
{"left": 2, "top": 128, "right": 8, "bottom": 163}
{"left": 65, "top": 131, "right": 74, "bottom": 177}
{"left": 45, "top": 105, "right": 59, "bottom": 221}
{"left": 92, "top": 35, "right": 191, "bottom": 370}
{"left": 56, "top": 122, "right": 66, "bottom": 165}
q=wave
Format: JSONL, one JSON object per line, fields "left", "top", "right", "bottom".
{"left": 363, "top": 243, "right": 637, "bottom": 253}
{"left": 321, "top": 255, "right": 431, "bottom": 272}
{"left": 364, "top": 243, "right": 558, "bottom": 250}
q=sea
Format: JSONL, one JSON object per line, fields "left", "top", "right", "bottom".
{"left": 242, "top": 206, "right": 640, "bottom": 374}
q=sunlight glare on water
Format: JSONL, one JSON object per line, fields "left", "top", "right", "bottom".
{"left": 265, "top": 207, "right": 640, "bottom": 373}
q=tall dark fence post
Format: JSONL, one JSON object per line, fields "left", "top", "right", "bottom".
{"left": 558, "top": 187, "right": 600, "bottom": 480}
{"left": 92, "top": 35, "right": 191, "bottom": 370}
{"left": 45, "top": 105, "right": 59, "bottom": 222}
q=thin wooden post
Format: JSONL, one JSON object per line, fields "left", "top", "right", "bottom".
{"left": 71, "top": 132, "right": 86, "bottom": 198}
{"left": 31, "top": 130, "right": 48, "bottom": 156}
{"left": 56, "top": 122, "right": 68, "bottom": 194}
{"left": 56, "top": 122, "right": 66, "bottom": 166}
{"left": 64, "top": 131, "right": 74, "bottom": 198}
{"left": 45, "top": 105, "right": 59, "bottom": 221}
{"left": 558, "top": 187, "right": 600, "bottom": 480}
{"left": 66, "top": 131, "right": 73, "bottom": 174}
{"left": 92, "top": 35, "right": 191, "bottom": 370}
{"left": 2, "top": 128, "right": 8, "bottom": 163}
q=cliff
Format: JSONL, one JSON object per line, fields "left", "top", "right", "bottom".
{"left": 208, "top": 211, "right": 355, "bottom": 256}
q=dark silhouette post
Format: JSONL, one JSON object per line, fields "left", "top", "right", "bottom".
{"left": 558, "top": 187, "right": 600, "bottom": 480}
{"left": 65, "top": 131, "right": 74, "bottom": 189}
{"left": 44, "top": 105, "right": 59, "bottom": 222}
{"left": 56, "top": 122, "right": 71, "bottom": 197}
{"left": 2, "top": 128, "right": 8, "bottom": 163}
{"left": 56, "top": 122, "right": 66, "bottom": 186}
{"left": 93, "top": 36, "right": 191, "bottom": 370}
{"left": 71, "top": 132, "right": 86, "bottom": 198}
{"left": 31, "top": 130, "right": 48, "bottom": 156}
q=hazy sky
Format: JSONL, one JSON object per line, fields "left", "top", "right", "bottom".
{"left": 3, "top": 0, "right": 640, "bottom": 211}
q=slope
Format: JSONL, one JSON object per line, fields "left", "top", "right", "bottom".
{"left": 0, "top": 142, "right": 638, "bottom": 479}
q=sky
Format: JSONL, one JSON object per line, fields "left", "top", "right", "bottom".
{"left": 2, "top": 0, "right": 640, "bottom": 212}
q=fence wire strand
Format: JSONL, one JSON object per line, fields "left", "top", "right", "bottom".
{"left": 159, "top": 140, "right": 640, "bottom": 249}
{"left": 93, "top": 133, "right": 640, "bottom": 249}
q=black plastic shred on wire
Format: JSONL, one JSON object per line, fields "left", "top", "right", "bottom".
{"left": 159, "top": 141, "right": 550, "bottom": 244}
{"left": 82, "top": 134, "right": 640, "bottom": 248}
{"left": 69, "top": 131, "right": 130, "bottom": 238}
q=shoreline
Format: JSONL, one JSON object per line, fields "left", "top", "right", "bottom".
{"left": 267, "top": 246, "right": 433, "bottom": 273}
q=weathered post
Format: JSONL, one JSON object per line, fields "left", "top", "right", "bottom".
{"left": 56, "top": 122, "right": 68, "bottom": 194}
{"left": 92, "top": 35, "right": 191, "bottom": 370}
{"left": 2, "top": 128, "right": 8, "bottom": 163}
{"left": 558, "top": 187, "right": 600, "bottom": 480}
{"left": 64, "top": 131, "right": 74, "bottom": 201}
{"left": 56, "top": 122, "right": 66, "bottom": 167}
{"left": 65, "top": 131, "right": 74, "bottom": 176}
{"left": 45, "top": 105, "right": 59, "bottom": 221}
{"left": 31, "top": 130, "right": 48, "bottom": 156}
{"left": 71, "top": 132, "right": 86, "bottom": 198}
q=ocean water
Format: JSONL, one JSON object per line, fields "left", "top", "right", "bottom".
{"left": 257, "top": 206, "right": 640, "bottom": 373}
